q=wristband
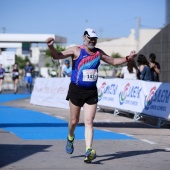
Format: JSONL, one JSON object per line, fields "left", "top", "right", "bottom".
{"left": 126, "top": 56, "right": 130, "bottom": 62}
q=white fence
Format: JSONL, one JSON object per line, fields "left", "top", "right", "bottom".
{"left": 30, "top": 77, "right": 170, "bottom": 125}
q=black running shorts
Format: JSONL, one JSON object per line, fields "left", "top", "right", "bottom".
{"left": 66, "top": 82, "right": 98, "bottom": 107}
{"left": 12, "top": 76, "right": 19, "bottom": 81}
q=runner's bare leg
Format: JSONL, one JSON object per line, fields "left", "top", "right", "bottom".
{"left": 83, "top": 103, "right": 97, "bottom": 148}
{"left": 68, "top": 100, "right": 81, "bottom": 137}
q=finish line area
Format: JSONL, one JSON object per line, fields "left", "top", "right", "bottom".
{"left": 0, "top": 94, "right": 135, "bottom": 141}
{"left": 1, "top": 94, "right": 170, "bottom": 170}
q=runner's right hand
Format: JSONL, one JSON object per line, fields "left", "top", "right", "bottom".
{"left": 46, "top": 37, "right": 54, "bottom": 46}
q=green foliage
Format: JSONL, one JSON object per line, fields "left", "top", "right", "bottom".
{"left": 45, "top": 44, "right": 66, "bottom": 57}
{"left": 45, "top": 62, "right": 50, "bottom": 67}
{"left": 109, "top": 53, "right": 123, "bottom": 69}
{"left": 111, "top": 53, "right": 122, "bottom": 58}
{"left": 6, "top": 66, "right": 10, "bottom": 71}
{"left": 100, "top": 53, "right": 123, "bottom": 77}
{"left": 15, "top": 55, "right": 32, "bottom": 69}
{"left": 45, "top": 44, "right": 66, "bottom": 69}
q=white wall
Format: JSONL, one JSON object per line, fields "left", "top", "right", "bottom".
{"left": 96, "top": 28, "right": 160, "bottom": 57}
{"left": 139, "top": 29, "right": 160, "bottom": 50}
{"left": 30, "top": 47, "right": 40, "bottom": 64}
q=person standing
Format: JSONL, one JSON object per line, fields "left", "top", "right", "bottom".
{"left": 46, "top": 28, "right": 137, "bottom": 163}
{"left": 137, "top": 54, "right": 152, "bottom": 81}
{"left": 0, "top": 64, "right": 5, "bottom": 93}
{"left": 120, "top": 59, "right": 139, "bottom": 79}
{"left": 63, "top": 60, "right": 72, "bottom": 77}
{"left": 12, "top": 63, "right": 19, "bottom": 94}
{"left": 23, "top": 61, "right": 34, "bottom": 93}
{"left": 149, "top": 53, "right": 161, "bottom": 82}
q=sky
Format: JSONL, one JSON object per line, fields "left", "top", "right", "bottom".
{"left": 0, "top": 0, "right": 166, "bottom": 45}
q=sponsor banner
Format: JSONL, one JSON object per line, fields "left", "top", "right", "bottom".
{"left": 97, "top": 78, "right": 170, "bottom": 120}
{"left": 97, "top": 78, "right": 143, "bottom": 111}
{"left": 141, "top": 81, "right": 170, "bottom": 119}
{"left": 31, "top": 77, "right": 170, "bottom": 120}
{"left": 30, "top": 77, "right": 70, "bottom": 109}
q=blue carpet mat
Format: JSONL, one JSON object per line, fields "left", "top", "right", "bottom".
{"left": 0, "top": 94, "right": 136, "bottom": 140}
{"left": 0, "top": 94, "right": 30, "bottom": 103}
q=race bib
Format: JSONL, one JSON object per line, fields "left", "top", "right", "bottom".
{"left": 14, "top": 72, "right": 19, "bottom": 76}
{"left": 82, "top": 69, "right": 98, "bottom": 82}
{"left": 26, "top": 73, "right": 31, "bottom": 77}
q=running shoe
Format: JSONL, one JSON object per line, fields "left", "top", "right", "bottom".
{"left": 66, "top": 137, "right": 74, "bottom": 154}
{"left": 84, "top": 148, "right": 96, "bottom": 163}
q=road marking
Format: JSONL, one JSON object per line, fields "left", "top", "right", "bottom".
{"left": 42, "top": 111, "right": 51, "bottom": 115}
{"left": 119, "top": 133, "right": 134, "bottom": 137}
{"left": 140, "top": 139, "right": 157, "bottom": 144}
{"left": 55, "top": 116, "right": 66, "bottom": 120}
{"left": 100, "top": 129, "right": 111, "bottom": 132}
{"left": 165, "top": 148, "right": 170, "bottom": 151}
{"left": 42, "top": 111, "right": 66, "bottom": 120}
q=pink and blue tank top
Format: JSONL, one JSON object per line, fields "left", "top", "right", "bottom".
{"left": 71, "top": 46, "right": 100, "bottom": 88}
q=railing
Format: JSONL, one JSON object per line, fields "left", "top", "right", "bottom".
{"left": 30, "top": 77, "right": 170, "bottom": 128}
{"left": 2, "top": 73, "right": 25, "bottom": 91}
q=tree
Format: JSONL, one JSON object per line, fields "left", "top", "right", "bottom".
{"left": 100, "top": 52, "right": 123, "bottom": 77}
{"left": 111, "top": 53, "right": 122, "bottom": 59}
{"left": 45, "top": 44, "right": 66, "bottom": 77}
{"left": 15, "top": 55, "right": 32, "bottom": 70}
{"left": 45, "top": 44, "right": 66, "bottom": 56}
{"left": 45, "top": 44, "right": 66, "bottom": 69}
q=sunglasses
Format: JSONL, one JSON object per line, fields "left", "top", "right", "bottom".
{"left": 86, "top": 36, "right": 98, "bottom": 41}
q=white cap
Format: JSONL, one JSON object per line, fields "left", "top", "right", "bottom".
{"left": 84, "top": 28, "right": 98, "bottom": 38}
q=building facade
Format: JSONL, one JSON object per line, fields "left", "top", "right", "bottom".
{"left": 96, "top": 28, "right": 160, "bottom": 57}
{"left": 138, "top": 0, "right": 170, "bottom": 82}
{"left": 139, "top": 23, "right": 170, "bottom": 82}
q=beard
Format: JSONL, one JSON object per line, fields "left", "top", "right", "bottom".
{"left": 84, "top": 40, "right": 95, "bottom": 49}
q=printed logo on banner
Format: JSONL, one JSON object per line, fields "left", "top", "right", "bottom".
{"left": 144, "top": 86, "right": 170, "bottom": 112}
{"left": 119, "top": 83, "right": 130, "bottom": 105}
{"left": 144, "top": 86, "right": 156, "bottom": 110}
{"left": 98, "top": 82, "right": 118, "bottom": 101}
{"left": 119, "top": 83, "right": 142, "bottom": 106}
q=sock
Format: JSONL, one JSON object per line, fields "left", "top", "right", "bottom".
{"left": 68, "top": 135, "right": 74, "bottom": 141}
{"left": 86, "top": 147, "right": 92, "bottom": 151}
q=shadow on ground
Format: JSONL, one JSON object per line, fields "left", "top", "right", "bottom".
{"left": 0, "top": 144, "right": 52, "bottom": 168}
{"left": 71, "top": 149, "right": 166, "bottom": 165}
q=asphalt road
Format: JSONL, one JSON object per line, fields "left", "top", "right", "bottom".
{"left": 0, "top": 94, "right": 170, "bottom": 170}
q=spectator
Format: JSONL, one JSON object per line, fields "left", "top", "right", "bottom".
{"left": 137, "top": 54, "right": 152, "bottom": 81}
{"left": 120, "top": 59, "right": 139, "bottom": 79}
{"left": 63, "top": 60, "right": 72, "bottom": 77}
{"left": 0, "top": 64, "right": 5, "bottom": 93}
{"left": 149, "top": 53, "right": 161, "bottom": 82}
